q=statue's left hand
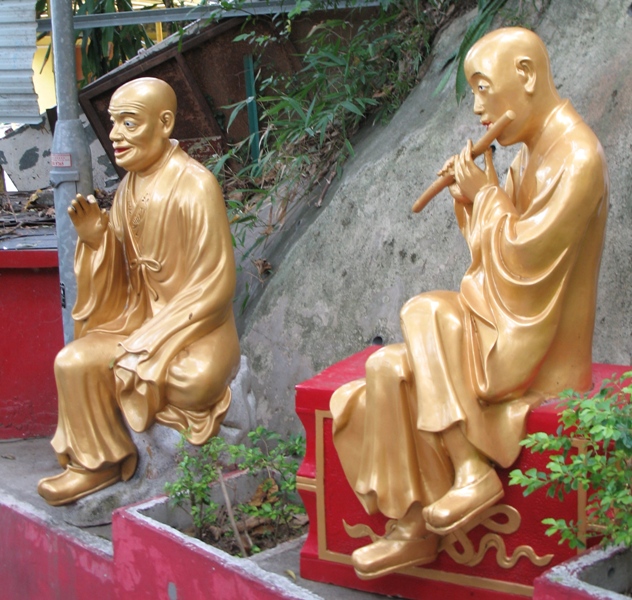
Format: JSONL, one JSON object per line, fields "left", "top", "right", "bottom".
{"left": 439, "top": 155, "right": 471, "bottom": 204}
{"left": 454, "top": 141, "right": 498, "bottom": 202}
{"left": 68, "top": 194, "right": 109, "bottom": 251}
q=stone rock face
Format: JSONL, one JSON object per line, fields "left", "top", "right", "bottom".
{"left": 58, "top": 355, "right": 256, "bottom": 526}
{"left": 220, "top": 355, "right": 258, "bottom": 446}
{"left": 240, "top": 0, "right": 632, "bottom": 436}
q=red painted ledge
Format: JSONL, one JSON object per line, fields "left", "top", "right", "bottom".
{"left": 0, "top": 249, "right": 59, "bottom": 269}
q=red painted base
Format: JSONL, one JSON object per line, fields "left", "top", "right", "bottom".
{"left": 295, "top": 347, "right": 630, "bottom": 600}
{"left": 0, "top": 493, "right": 322, "bottom": 600}
{"left": 113, "top": 498, "right": 308, "bottom": 600}
{"left": 0, "top": 250, "right": 63, "bottom": 439}
{"left": 0, "top": 500, "right": 115, "bottom": 599}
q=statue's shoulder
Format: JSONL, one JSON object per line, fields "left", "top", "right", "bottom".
{"left": 567, "top": 123, "right": 607, "bottom": 184}
{"left": 549, "top": 107, "right": 609, "bottom": 196}
{"left": 557, "top": 105, "right": 605, "bottom": 166}
{"left": 167, "top": 145, "right": 224, "bottom": 207}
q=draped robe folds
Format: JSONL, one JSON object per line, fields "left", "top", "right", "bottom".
{"left": 51, "top": 141, "right": 240, "bottom": 478}
{"left": 331, "top": 101, "right": 609, "bottom": 520}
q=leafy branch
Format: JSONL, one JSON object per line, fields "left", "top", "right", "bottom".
{"left": 509, "top": 374, "right": 632, "bottom": 550}
{"left": 165, "top": 427, "right": 306, "bottom": 554}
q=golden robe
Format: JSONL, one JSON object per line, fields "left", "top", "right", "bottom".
{"left": 331, "top": 101, "right": 608, "bottom": 520}
{"left": 51, "top": 141, "right": 240, "bottom": 479}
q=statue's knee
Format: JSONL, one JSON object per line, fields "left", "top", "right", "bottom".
{"left": 165, "top": 360, "right": 224, "bottom": 410}
{"left": 55, "top": 338, "right": 113, "bottom": 378}
{"left": 54, "top": 344, "right": 83, "bottom": 377}
{"left": 365, "top": 345, "right": 408, "bottom": 378}
{"left": 400, "top": 295, "right": 433, "bottom": 322}
{"left": 401, "top": 294, "right": 461, "bottom": 333}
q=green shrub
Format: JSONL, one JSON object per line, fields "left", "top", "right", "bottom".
{"left": 165, "top": 427, "right": 306, "bottom": 553}
{"left": 164, "top": 435, "right": 227, "bottom": 538}
{"left": 509, "top": 373, "right": 632, "bottom": 550}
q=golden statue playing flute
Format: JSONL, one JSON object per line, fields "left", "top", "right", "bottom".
{"left": 411, "top": 110, "right": 515, "bottom": 213}
{"left": 331, "top": 27, "right": 609, "bottom": 580}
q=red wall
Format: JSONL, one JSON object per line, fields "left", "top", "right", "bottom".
{"left": 0, "top": 250, "right": 63, "bottom": 438}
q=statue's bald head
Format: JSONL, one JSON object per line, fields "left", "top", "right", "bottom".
{"left": 108, "top": 78, "right": 178, "bottom": 174}
{"left": 465, "top": 28, "right": 556, "bottom": 96}
{"left": 111, "top": 77, "right": 177, "bottom": 118}
{"left": 463, "top": 27, "right": 561, "bottom": 147}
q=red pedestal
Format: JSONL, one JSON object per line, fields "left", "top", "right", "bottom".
{"left": 0, "top": 250, "right": 63, "bottom": 439}
{"left": 295, "top": 347, "right": 630, "bottom": 600}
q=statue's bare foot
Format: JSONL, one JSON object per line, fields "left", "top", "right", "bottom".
{"left": 422, "top": 468, "right": 503, "bottom": 535}
{"left": 37, "top": 464, "right": 121, "bottom": 506}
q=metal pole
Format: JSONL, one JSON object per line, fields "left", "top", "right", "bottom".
{"left": 49, "top": 0, "right": 93, "bottom": 343}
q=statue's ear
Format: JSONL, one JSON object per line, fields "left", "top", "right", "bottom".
{"left": 159, "top": 110, "right": 175, "bottom": 137}
{"left": 515, "top": 57, "right": 536, "bottom": 94}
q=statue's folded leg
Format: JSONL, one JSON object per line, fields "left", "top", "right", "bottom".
{"left": 332, "top": 343, "right": 454, "bottom": 578}
{"left": 157, "top": 319, "right": 241, "bottom": 445}
{"left": 38, "top": 333, "right": 138, "bottom": 506}
{"left": 400, "top": 292, "right": 504, "bottom": 534}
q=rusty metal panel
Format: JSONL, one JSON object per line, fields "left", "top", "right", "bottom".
{"left": 79, "top": 17, "right": 291, "bottom": 176}
{"left": 0, "top": 0, "right": 41, "bottom": 124}
{"left": 79, "top": 8, "right": 378, "bottom": 175}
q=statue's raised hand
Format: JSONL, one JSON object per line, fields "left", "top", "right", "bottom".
{"left": 68, "top": 194, "right": 109, "bottom": 251}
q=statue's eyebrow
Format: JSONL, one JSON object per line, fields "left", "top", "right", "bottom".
{"left": 108, "top": 109, "right": 140, "bottom": 117}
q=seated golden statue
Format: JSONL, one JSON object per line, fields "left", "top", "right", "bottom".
{"left": 331, "top": 27, "right": 608, "bottom": 579}
{"left": 38, "top": 78, "right": 240, "bottom": 506}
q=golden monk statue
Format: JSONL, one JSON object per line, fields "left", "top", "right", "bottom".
{"left": 38, "top": 78, "right": 240, "bottom": 506}
{"left": 331, "top": 27, "right": 608, "bottom": 579}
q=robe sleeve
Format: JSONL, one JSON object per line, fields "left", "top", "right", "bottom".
{"left": 117, "top": 169, "right": 235, "bottom": 379}
{"left": 462, "top": 138, "right": 607, "bottom": 400}
{"left": 72, "top": 189, "right": 128, "bottom": 339}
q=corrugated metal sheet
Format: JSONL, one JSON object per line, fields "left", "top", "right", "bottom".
{"left": 0, "top": 0, "right": 41, "bottom": 124}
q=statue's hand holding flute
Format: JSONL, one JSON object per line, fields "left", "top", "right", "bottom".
{"left": 412, "top": 110, "right": 515, "bottom": 212}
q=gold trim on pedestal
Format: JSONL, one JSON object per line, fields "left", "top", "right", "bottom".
{"left": 296, "top": 476, "right": 317, "bottom": 493}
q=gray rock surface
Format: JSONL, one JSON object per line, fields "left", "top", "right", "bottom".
{"left": 220, "top": 355, "right": 257, "bottom": 446}
{"left": 57, "top": 355, "right": 256, "bottom": 526}
{"left": 240, "top": 0, "right": 632, "bottom": 436}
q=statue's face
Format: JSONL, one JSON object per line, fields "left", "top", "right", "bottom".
{"left": 465, "top": 47, "right": 532, "bottom": 147}
{"left": 108, "top": 87, "right": 169, "bottom": 174}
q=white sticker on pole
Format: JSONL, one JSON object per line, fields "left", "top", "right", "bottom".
{"left": 51, "top": 153, "right": 72, "bottom": 168}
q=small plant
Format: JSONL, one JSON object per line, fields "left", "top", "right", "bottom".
{"left": 509, "top": 373, "right": 632, "bottom": 550}
{"left": 165, "top": 427, "right": 306, "bottom": 555}
{"left": 232, "top": 426, "right": 306, "bottom": 542}
{"left": 164, "top": 434, "right": 228, "bottom": 539}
